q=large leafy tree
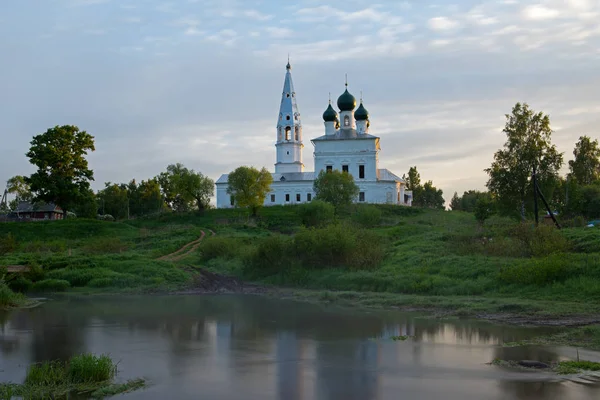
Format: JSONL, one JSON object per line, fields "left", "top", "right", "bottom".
{"left": 227, "top": 166, "right": 273, "bottom": 216}
{"left": 449, "top": 190, "right": 492, "bottom": 213}
{"left": 313, "top": 169, "right": 360, "bottom": 209}
{"left": 25, "top": 125, "right": 95, "bottom": 217}
{"left": 414, "top": 181, "right": 445, "bottom": 209}
{"left": 7, "top": 175, "right": 33, "bottom": 210}
{"left": 569, "top": 135, "right": 600, "bottom": 185}
{"left": 97, "top": 182, "right": 129, "bottom": 220}
{"left": 484, "top": 103, "right": 563, "bottom": 220}
{"left": 157, "top": 163, "right": 214, "bottom": 212}
{"left": 403, "top": 166, "right": 424, "bottom": 203}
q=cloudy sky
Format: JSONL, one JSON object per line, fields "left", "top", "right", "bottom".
{"left": 1, "top": 0, "right": 600, "bottom": 205}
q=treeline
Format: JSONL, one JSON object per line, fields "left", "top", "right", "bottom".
{"left": 449, "top": 103, "right": 600, "bottom": 223}
{"left": 0, "top": 125, "right": 215, "bottom": 220}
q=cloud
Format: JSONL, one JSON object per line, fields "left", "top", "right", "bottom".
{"left": 243, "top": 9, "right": 273, "bottom": 21}
{"left": 265, "top": 27, "right": 293, "bottom": 39}
{"left": 428, "top": 16, "right": 460, "bottom": 31}
{"left": 522, "top": 4, "right": 560, "bottom": 20}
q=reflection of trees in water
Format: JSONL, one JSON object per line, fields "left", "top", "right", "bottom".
{"left": 314, "top": 339, "right": 380, "bottom": 400}
{"left": 493, "top": 346, "right": 561, "bottom": 365}
{"left": 496, "top": 381, "right": 568, "bottom": 400}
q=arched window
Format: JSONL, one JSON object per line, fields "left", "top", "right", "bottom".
{"left": 344, "top": 115, "right": 350, "bottom": 127}
{"left": 285, "top": 127, "right": 291, "bottom": 141}
{"left": 294, "top": 126, "right": 299, "bottom": 141}
{"left": 286, "top": 115, "right": 291, "bottom": 120}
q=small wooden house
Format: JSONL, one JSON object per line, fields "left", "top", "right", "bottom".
{"left": 13, "top": 201, "right": 64, "bottom": 220}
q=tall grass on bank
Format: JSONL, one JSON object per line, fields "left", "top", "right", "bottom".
{"left": 0, "top": 353, "right": 142, "bottom": 399}
{"left": 0, "top": 278, "right": 27, "bottom": 309}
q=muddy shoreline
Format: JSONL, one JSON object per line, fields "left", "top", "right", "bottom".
{"left": 168, "top": 269, "right": 600, "bottom": 329}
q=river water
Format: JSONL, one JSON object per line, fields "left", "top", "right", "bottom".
{"left": 1, "top": 295, "right": 600, "bottom": 399}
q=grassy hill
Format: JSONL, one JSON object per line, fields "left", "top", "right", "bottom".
{"left": 2, "top": 204, "right": 600, "bottom": 321}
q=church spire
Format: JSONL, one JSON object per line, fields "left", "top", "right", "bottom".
{"left": 275, "top": 59, "right": 304, "bottom": 173}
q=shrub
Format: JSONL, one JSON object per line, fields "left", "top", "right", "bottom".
{"left": 21, "top": 240, "right": 67, "bottom": 254}
{"left": 31, "top": 279, "right": 70, "bottom": 292}
{"left": 351, "top": 205, "right": 382, "bottom": 228}
{"left": 294, "top": 223, "right": 383, "bottom": 270}
{"left": 511, "top": 223, "right": 570, "bottom": 257}
{"left": 0, "top": 233, "right": 17, "bottom": 255}
{"left": 0, "top": 279, "right": 26, "bottom": 308}
{"left": 25, "top": 360, "right": 66, "bottom": 386}
{"left": 8, "top": 276, "right": 33, "bottom": 293}
{"left": 243, "top": 235, "right": 295, "bottom": 278}
{"left": 199, "top": 237, "right": 241, "bottom": 261}
{"left": 81, "top": 237, "right": 126, "bottom": 254}
{"left": 297, "top": 200, "right": 335, "bottom": 227}
{"left": 497, "top": 254, "right": 576, "bottom": 286}
{"left": 97, "top": 214, "right": 115, "bottom": 221}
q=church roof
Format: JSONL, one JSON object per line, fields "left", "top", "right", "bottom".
{"left": 216, "top": 172, "right": 315, "bottom": 185}
{"left": 378, "top": 169, "right": 405, "bottom": 183}
{"left": 311, "top": 128, "right": 379, "bottom": 142}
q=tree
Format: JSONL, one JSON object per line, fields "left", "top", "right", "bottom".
{"left": 157, "top": 163, "right": 214, "bottom": 212}
{"left": 474, "top": 196, "right": 495, "bottom": 225}
{"left": 449, "top": 192, "right": 461, "bottom": 210}
{"left": 227, "top": 166, "right": 273, "bottom": 216}
{"left": 7, "top": 175, "right": 33, "bottom": 210}
{"left": 96, "top": 183, "right": 129, "bottom": 220}
{"left": 25, "top": 125, "right": 95, "bottom": 217}
{"left": 313, "top": 169, "right": 360, "bottom": 209}
{"left": 414, "top": 181, "right": 445, "bottom": 209}
{"left": 569, "top": 136, "right": 600, "bottom": 185}
{"left": 72, "top": 188, "right": 98, "bottom": 219}
{"left": 485, "top": 103, "right": 563, "bottom": 220}
{"left": 404, "top": 166, "right": 424, "bottom": 203}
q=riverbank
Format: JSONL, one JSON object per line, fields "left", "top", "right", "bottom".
{"left": 1, "top": 205, "right": 599, "bottom": 332}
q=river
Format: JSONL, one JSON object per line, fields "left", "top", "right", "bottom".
{"left": 1, "top": 295, "right": 599, "bottom": 399}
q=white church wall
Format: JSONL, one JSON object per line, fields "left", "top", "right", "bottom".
{"left": 313, "top": 139, "right": 378, "bottom": 180}
{"left": 216, "top": 180, "right": 315, "bottom": 209}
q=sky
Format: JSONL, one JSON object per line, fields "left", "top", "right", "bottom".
{"left": 1, "top": 0, "right": 600, "bottom": 206}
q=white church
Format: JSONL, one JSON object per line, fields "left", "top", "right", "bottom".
{"left": 215, "top": 61, "right": 412, "bottom": 208}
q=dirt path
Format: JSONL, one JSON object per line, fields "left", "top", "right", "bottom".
{"left": 157, "top": 229, "right": 215, "bottom": 262}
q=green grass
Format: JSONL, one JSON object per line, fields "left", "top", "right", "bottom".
{"left": 0, "top": 279, "right": 30, "bottom": 309}
{"left": 1, "top": 205, "right": 600, "bottom": 324}
{"left": 0, "top": 353, "right": 144, "bottom": 399}
{"left": 505, "top": 325, "right": 600, "bottom": 350}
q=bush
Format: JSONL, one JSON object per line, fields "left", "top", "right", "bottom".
{"left": 8, "top": 276, "right": 33, "bottom": 293}
{"left": 81, "top": 237, "right": 126, "bottom": 254}
{"left": 297, "top": 200, "right": 335, "bottom": 227}
{"left": 97, "top": 214, "right": 115, "bottom": 221}
{"left": 21, "top": 240, "right": 67, "bottom": 254}
{"left": 497, "top": 254, "right": 576, "bottom": 286}
{"left": 0, "top": 233, "right": 17, "bottom": 255}
{"left": 294, "top": 223, "right": 383, "bottom": 270}
{"left": 0, "top": 279, "right": 26, "bottom": 308}
{"left": 31, "top": 279, "right": 70, "bottom": 292}
{"left": 243, "top": 235, "right": 295, "bottom": 278}
{"left": 351, "top": 205, "right": 382, "bottom": 228}
{"left": 199, "top": 237, "right": 241, "bottom": 261}
{"left": 511, "top": 223, "right": 570, "bottom": 257}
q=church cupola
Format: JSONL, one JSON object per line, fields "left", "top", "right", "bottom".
{"left": 355, "top": 95, "right": 369, "bottom": 134}
{"left": 275, "top": 58, "right": 304, "bottom": 173}
{"left": 337, "top": 77, "right": 356, "bottom": 129}
{"left": 323, "top": 96, "right": 339, "bottom": 136}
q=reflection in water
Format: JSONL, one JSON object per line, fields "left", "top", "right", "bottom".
{"left": 1, "top": 295, "right": 600, "bottom": 400}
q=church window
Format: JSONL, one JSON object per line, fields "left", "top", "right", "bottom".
{"left": 286, "top": 151, "right": 289, "bottom": 155}
{"left": 230, "top": 195, "right": 235, "bottom": 206}
{"left": 285, "top": 127, "right": 291, "bottom": 140}
{"left": 359, "top": 165, "right": 365, "bottom": 179}
{"left": 295, "top": 127, "right": 299, "bottom": 141}
{"left": 326, "top": 165, "right": 333, "bottom": 173}
{"left": 271, "top": 194, "right": 275, "bottom": 203}
{"left": 286, "top": 115, "right": 290, "bottom": 120}
{"left": 342, "top": 165, "right": 348, "bottom": 173}
{"left": 359, "top": 192, "right": 365, "bottom": 202}
{"left": 285, "top": 194, "right": 290, "bottom": 202}
{"left": 296, "top": 193, "right": 301, "bottom": 202}
{"left": 286, "top": 93, "right": 290, "bottom": 98}
{"left": 344, "top": 115, "right": 350, "bottom": 127}
{"left": 307, "top": 193, "right": 312, "bottom": 202}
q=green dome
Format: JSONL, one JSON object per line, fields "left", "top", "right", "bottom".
{"left": 322, "top": 103, "right": 338, "bottom": 122}
{"left": 354, "top": 102, "right": 369, "bottom": 120}
{"left": 337, "top": 88, "right": 356, "bottom": 111}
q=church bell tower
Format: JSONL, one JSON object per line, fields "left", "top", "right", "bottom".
{"left": 275, "top": 60, "right": 304, "bottom": 173}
